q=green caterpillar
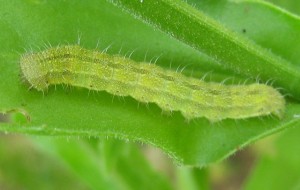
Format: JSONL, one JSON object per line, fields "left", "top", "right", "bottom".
{"left": 20, "top": 45, "right": 285, "bottom": 121}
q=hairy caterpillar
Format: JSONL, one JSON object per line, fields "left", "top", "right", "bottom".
{"left": 20, "top": 45, "right": 285, "bottom": 121}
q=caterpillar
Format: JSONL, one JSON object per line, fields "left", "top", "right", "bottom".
{"left": 20, "top": 45, "right": 285, "bottom": 121}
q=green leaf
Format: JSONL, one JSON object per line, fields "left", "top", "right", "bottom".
{"left": 188, "top": 0, "right": 300, "bottom": 69}
{"left": 108, "top": 0, "right": 300, "bottom": 99}
{"left": 266, "top": 0, "right": 300, "bottom": 15}
{"left": 0, "top": 0, "right": 300, "bottom": 167}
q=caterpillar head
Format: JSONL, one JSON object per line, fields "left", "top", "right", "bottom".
{"left": 20, "top": 52, "right": 49, "bottom": 91}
